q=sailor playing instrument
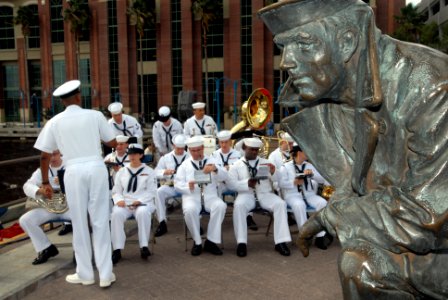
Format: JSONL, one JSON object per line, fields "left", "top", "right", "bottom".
{"left": 19, "top": 150, "right": 71, "bottom": 265}
{"left": 154, "top": 134, "right": 190, "bottom": 237}
{"left": 174, "top": 136, "right": 227, "bottom": 256}
{"left": 34, "top": 80, "right": 116, "bottom": 287}
{"left": 104, "top": 135, "right": 131, "bottom": 186}
{"left": 183, "top": 102, "right": 217, "bottom": 137}
{"left": 279, "top": 145, "right": 332, "bottom": 249}
{"left": 111, "top": 144, "right": 157, "bottom": 264}
{"left": 268, "top": 132, "right": 294, "bottom": 170}
{"left": 227, "top": 138, "right": 292, "bottom": 257}
{"left": 108, "top": 102, "right": 143, "bottom": 144}
{"left": 152, "top": 106, "right": 183, "bottom": 157}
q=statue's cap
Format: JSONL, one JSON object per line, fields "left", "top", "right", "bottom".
{"left": 258, "top": 0, "right": 362, "bottom": 35}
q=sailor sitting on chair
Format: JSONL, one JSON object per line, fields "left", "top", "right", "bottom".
{"left": 20, "top": 150, "right": 71, "bottom": 265}
{"left": 279, "top": 145, "right": 333, "bottom": 250}
{"left": 183, "top": 102, "right": 217, "bottom": 137}
{"left": 174, "top": 135, "right": 227, "bottom": 256}
{"left": 154, "top": 134, "right": 190, "bottom": 237}
{"left": 110, "top": 144, "right": 157, "bottom": 264}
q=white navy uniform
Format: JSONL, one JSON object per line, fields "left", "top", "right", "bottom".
{"left": 155, "top": 151, "right": 189, "bottom": 223}
{"left": 20, "top": 165, "right": 71, "bottom": 253}
{"left": 227, "top": 157, "right": 292, "bottom": 245}
{"left": 152, "top": 118, "right": 183, "bottom": 155}
{"left": 34, "top": 104, "right": 115, "bottom": 283}
{"left": 109, "top": 114, "right": 143, "bottom": 140}
{"left": 111, "top": 165, "right": 157, "bottom": 250}
{"left": 104, "top": 152, "right": 130, "bottom": 184}
{"left": 183, "top": 115, "right": 217, "bottom": 137}
{"left": 212, "top": 148, "right": 241, "bottom": 193}
{"left": 268, "top": 147, "right": 291, "bottom": 171}
{"left": 279, "top": 161, "right": 328, "bottom": 237}
{"left": 174, "top": 156, "right": 227, "bottom": 245}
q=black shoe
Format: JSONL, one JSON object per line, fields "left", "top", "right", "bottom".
{"left": 140, "top": 247, "right": 151, "bottom": 259}
{"left": 203, "top": 239, "right": 223, "bottom": 255}
{"left": 112, "top": 249, "right": 122, "bottom": 264}
{"left": 275, "top": 243, "right": 291, "bottom": 256}
{"left": 287, "top": 213, "right": 297, "bottom": 226}
{"left": 58, "top": 224, "right": 72, "bottom": 236}
{"left": 315, "top": 237, "right": 328, "bottom": 250}
{"left": 191, "top": 243, "right": 202, "bottom": 256}
{"left": 32, "top": 244, "right": 59, "bottom": 265}
{"left": 236, "top": 243, "right": 247, "bottom": 257}
{"left": 154, "top": 221, "right": 167, "bottom": 237}
{"left": 246, "top": 216, "right": 258, "bottom": 231}
{"left": 324, "top": 232, "right": 334, "bottom": 247}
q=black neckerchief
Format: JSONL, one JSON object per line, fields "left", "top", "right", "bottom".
{"left": 194, "top": 119, "right": 206, "bottom": 135}
{"left": 219, "top": 150, "right": 233, "bottom": 166}
{"left": 243, "top": 158, "right": 259, "bottom": 178}
{"left": 116, "top": 153, "right": 128, "bottom": 167}
{"left": 114, "top": 120, "right": 132, "bottom": 136}
{"left": 126, "top": 166, "right": 145, "bottom": 193}
{"left": 191, "top": 158, "right": 207, "bottom": 170}
{"left": 283, "top": 151, "right": 290, "bottom": 160}
{"left": 295, "top": 163, "right": 313, "bottom": 191}
{"left": 162, "top": 124, "right": 173, "bottom": 149}
{"left": 173, "top": 154, "right": 187, "bottom": 172}
{"left": 49, "top": 168, "right": 54, "bottom": 177}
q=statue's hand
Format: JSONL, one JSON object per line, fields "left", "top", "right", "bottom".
{"left": 297, "top": 212, "right": 326, "bottom": 257}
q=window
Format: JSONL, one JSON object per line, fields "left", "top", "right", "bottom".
{"left": 0, "top": 6, "right": 15, "bottom": 49}
{"left": 206, "top": 2, "right": 224, "bottom": 59}
{"left": 29, "top": 61, "right": 41, "bottom": 96}
{"left": 432, "top": 2, "right": 440, "bottom": 15}
{"left": 28, "top": 5, "right": 40, "bottom": 48}
{"left": 171, "top": 0, "right": 182, "bottom": 107}
{"left": 50, "top": 0, "right": 64, "bottom": 43}
{"left": 139, "top": 0, "right": 156, "bottom": 61}
{"left": 241, "top": 0, "right": 253, "bottom": 102}
{"left": 108, "top": 0, "right": 119, "bottom": 101}
{"left": 80, "top": 59, "right": 91, "bottom": 108}
{"left": 2, "top": 64, "right": 20, "bottom": 121}
{"left": 52, "top": 60, "right": 66, "bottom": 115}
{"left": 138, "top": 74, "right": 158, "bottom": 121}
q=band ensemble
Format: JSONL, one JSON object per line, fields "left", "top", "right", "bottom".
{"left": 23, "top": 80, "right": 333, "bottom": 288}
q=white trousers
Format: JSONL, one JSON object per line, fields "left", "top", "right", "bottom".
{"left": 64, "top": 160, "right": 112, "bottom": 282}
{"left": 111, "top": 204, "right": 155, "bottom": 249}
{"left": 285, "top": 192, "right": 327, "bottom": 237}
{"left": 156, "top": 185, "right": 180, "bottom": 222}
{"left": 182, "top": 193, "right": 227, "bottom": 245}
{"left": 233, "top": 192, "right": 291, "bottom": 245}
{"left": 19, "top": 208, "right": 71, "bottom": 252}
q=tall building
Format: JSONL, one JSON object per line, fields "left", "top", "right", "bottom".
{"left": 0, "top": 0, "right": 406, "bottom": 127}
{"left": 417, "top": 0, "right": 448, "bottom": 29}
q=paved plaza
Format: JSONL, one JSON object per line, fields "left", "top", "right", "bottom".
{"left": 1, "top": 210, "right": 342, "bottom": 300}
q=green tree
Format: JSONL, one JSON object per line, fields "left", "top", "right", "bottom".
{"left": 393, "top": 3, "right": 426, "bottom": 43}
{"left": 63, "top": 0, "right": 90, "bottom": 79}
{"left": 14, "top": 5, "right": 38, "bottom": 122}
{"left": 192, "top": 0, "right": 222, "bottom": 113}
{"left": 420, "top": 22, "right": 439, "bottom": 47}
{"left": 127, "top": 0, "right": 155, "bottom": 122}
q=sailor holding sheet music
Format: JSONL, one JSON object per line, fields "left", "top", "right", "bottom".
{"left": 174, "top": 136, "right": 227, "bottom": 256}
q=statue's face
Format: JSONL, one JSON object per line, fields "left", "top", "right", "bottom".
{"left": 275, "top": 21, "right": 345, "bottom": 102}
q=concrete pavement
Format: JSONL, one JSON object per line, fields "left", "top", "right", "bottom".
{"left": 1, "top": 212, "right": 343, "bottom": 300}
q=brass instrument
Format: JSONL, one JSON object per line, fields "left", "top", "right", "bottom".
{"left": 32, "top": 192, "right": 68, "bottom": 214}
{"left": 319, "top": 185, "right": 335, "bottom": 201}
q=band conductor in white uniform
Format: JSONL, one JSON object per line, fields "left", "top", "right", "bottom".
{"left": 227, "top": 138, "right": 292, "bottom": 257}
{"left": 108, "top": 102, "right": 143, "bottom": 144}
{"left": 20, "top": 150, "right": 71, "bottom": 265}
{"left": 34, "top": 80, "right": 117, "bottom": 288}
{"left": 111, "top": 144, "right": 157, "bottom": 264}
{"left": 174, "top": 136, "right": 227, "bottom": 256}
{"left": 154, "top": 134, "right": 189, "bottom": 237}
{"left": 183, "top": 102, "right": 217, "bottom": 137}
{"left": 152, "top": 106, "right": 183, "bottom": 157}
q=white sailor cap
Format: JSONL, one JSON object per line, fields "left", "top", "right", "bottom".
{"left": 53, "top": 80, "right": 81, "bottom": 99}
{"left": 172, "top": 134, "right": 187, "bottom": 148}
{"left": 127, "top": 143, "right": 144, "bottom": 154}
{"left": 192, "top": 102, "right": 206, "bottom": 109}
{"left": 186, "top": 136, "right": 204, "bottom": 148}
{"left": 243, "top": 137, "right": 263, "bottom": 148}
{"left": 281, "top": 132, "right": 294, "bottom": 142}
{"left": 108, "top": 102, "right": 123, "bottom": 115}
{"left": 217, "top": 130, "right": 232, "bottom": 141}
{"left": 158, "top": 106, "right": 171, "bottom": 117}
{"left": 116, "top": 135, "right": 129, "bottom": 143}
